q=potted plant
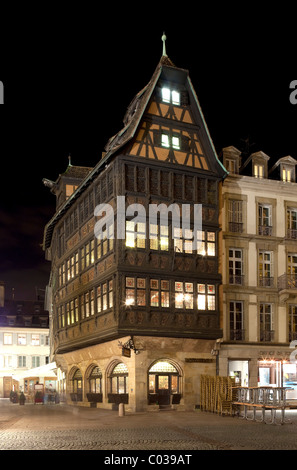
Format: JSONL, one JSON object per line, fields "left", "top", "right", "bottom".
{"left": 19, "top": 392, "right": 26, "bottom": 405}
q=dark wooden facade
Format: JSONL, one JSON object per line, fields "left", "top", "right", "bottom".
{"left": 43, "top": 55, "right": 227, "bottom": 357}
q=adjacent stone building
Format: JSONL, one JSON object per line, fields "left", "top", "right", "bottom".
{"left": 0, "top": 283, "right": 51, "bottom": 398}
{"left": 219, "top": 146, "right": 297, "bottom": 401}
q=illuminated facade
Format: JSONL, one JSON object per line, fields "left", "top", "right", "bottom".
{"left": 0, "top": 288, "right": 50, "bottom": 398}
{"left": 43, "top": 43, "right": 227, "bottom": 411}
{"left": 219, "top": 146, "right": 297, "bottom": 400}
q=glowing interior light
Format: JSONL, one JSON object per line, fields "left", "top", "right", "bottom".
{"left": 162, "top": 87, "right": 171, "bottom": 103}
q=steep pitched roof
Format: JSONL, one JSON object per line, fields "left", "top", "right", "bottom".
{"left": 43, "top": 52, "right": 226, "bottom": 250}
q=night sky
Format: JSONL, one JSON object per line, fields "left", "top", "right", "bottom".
{"left": 0, "top": 7, "right": 296, "bottom": 300}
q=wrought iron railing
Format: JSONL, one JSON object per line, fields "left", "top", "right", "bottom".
{"left": 278, "top": 274, "right": 297, "bottom": 290}
{"left": 258, "top": 225, "right": 272, "bottom": 236}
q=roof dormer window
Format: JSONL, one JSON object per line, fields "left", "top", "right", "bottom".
{"left": 162, "top": 87, "right": 180, "bottom": 106}
{"left": 254, "top": 164, "right": 264, "bottom": 179}
{"left": 282, "top": 167, "right": 292, "bottom": 182}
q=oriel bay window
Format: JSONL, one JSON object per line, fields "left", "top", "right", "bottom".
{"left": 197, "top": 284, "right": 216, "bottom": 311}
{"left": 197, "top": 230, "right": 216, "bottom": 256}
{"left": 175, "top": 282, "right": 193, "bottom": 309}
{"left": 150, "top": 224, "right": 169, "bottom": 251}
{"left": 97, "top": 280, "right": 113, "bottom": 312}
{"left": 126, "top": 221, "right": 146, "bottom": 248}
{"left": 125, "top": 277, "right": 217, "bottom": 311}
{"left": 125, "top": 277, "right": 146, "bottom": 306}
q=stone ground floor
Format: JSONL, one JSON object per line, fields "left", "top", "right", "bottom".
{"left": 1, "top": 399, "right": 297, "bottom": 451}
{"left": 55, "top": 335, "right": 218, "bottom": 412}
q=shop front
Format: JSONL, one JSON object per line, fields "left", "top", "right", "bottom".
{"left": 220, "top": 345, "right": 297, "bottom": 401}
{"left": 258, "top": 359, "right": 297, "bottom": 400}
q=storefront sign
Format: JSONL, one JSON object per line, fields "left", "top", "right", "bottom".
{"left": 258, "top": 350, "right": 292, "bottom": 361}
{"left": 122, "top": 347, "right": 131, "bottom": 358}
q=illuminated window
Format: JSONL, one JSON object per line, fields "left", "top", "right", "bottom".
{"left": 161, "top": 280, "right": 170, "bottom": 307}
{"left": 161, "top": 87, "right": 180, "bottom": 105}
{"left": 75, "top": 298, "right": 79, "bottom": 322}
{"left": 198, "top": 284, "right": 216, "bottom": 311}
{"left": 161, "top": 134, "right": 170, "bottom": 148}
{"left": 126, "top": 221, "right": 146, "bottom": 249}
{"left": 150, "top": 279, "right": 159, "bottom": 307}
{"left": 103, "top": 283, "right": 107, "bottom": 311}
{"left": 197, "top": 230, "right": 216, "bottom": 256}
{"left": 172, "top": 136, "right": 180, "bottom": 149}
{"left": 97, "top": 286, "right": 101, "bottom": 313}
{"left": 125, "top": 277, "right": 146, "bottom": 306}
{"left": 137, "top": 278, "right": 146, "bottom": 306}
{"left": 66, "top": 184, "right": 78, "bottom": 199}
{"left": 172, "top": 91, "right": 180, "bottom": 106}
{"left": 18, "top": 334, "right": 26, "bottom": 345}
{"left": 4, "top": 333, "right": 12, "bottom": 345}
{"left": 109, "top": 280, "right": 113, "bottom": 309}
{"left": 282, "top": 168, "right": 292, "bottom": 182}
{"left": 162, "top": 87, "right": 171, "bottom": 103}
{"left": 161, "top": 134, "right": 180, "bottom": 150}
{"left": 254, "top": 164, "right": 264, "bottom": 179}
{"left": 31, "top": 334, "right": 40, "bottom": 346}
{"left": 175, "top": 281, "right": 193, "bottom": 309}
{"left": 150, "top": 224, "right": 168, "bottom": 251}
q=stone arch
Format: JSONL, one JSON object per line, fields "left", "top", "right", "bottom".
{"left": 68, "top": 366, "right": 83, "bottom": 402}
{"left": 148, "top": 358, "right": 183, "bottom": 406}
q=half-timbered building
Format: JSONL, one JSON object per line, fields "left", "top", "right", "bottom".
{"left": 43, "top": 37, "right": 227, "bottom": 411}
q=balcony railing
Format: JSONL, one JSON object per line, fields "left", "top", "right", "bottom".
{"left": 289, "top": 331, "right": 297, "bottom": 342}
{"left": 229, "top": 275, "right": 244, "bottom": 286}
{"left": 230, "top": 329, "right": 245, "bottom": 341}
{"left": 258, "top": 225, "right": 272, "bottom": 236}
{"left": 260, "top": 330, "right": 275, "bottom": 342}
{"left": 228, "top": 222, "right": 243, "bottom": 233}
{"left": 278, "top": 273, "right": 297, "bottom": 291}
{"left": 287, "top": 228, "right": 297, "bottom": 240}
{"left": 259, "top": 277, "right": 274, "bottom": 287}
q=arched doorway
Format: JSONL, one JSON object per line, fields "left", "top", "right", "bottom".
{"left": 148, "top": 360, "right": 182, "bottom": 406}
{"left": 70, "top": 368, "right": 83, "bottom": 402}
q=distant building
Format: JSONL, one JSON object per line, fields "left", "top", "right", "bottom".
{"left": 219, "top": 146, "right": 297, "bottom": 400}
{"left": 43, "top": 39, "right": 227, "bottom": 411}
{"left": 0, "top": 282, "right": 52, "bottom": 398}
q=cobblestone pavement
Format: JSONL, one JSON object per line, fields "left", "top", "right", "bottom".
{"left": 1, "top": 399, "right": 297, "bottom": 451}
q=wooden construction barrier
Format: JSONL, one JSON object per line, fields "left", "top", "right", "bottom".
{"left": 200, "top": 375, "right": 236, "bottom": 415}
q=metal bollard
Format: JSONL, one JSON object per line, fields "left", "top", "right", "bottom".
{"left": 119, "top": 402, "right": 125, "bottom": 417}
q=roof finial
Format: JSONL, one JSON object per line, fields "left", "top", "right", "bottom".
{"left": 161, "top": 32, "right": 167, "bottom": 57}
{"left": 68, "top": 154, "right": 72, "bottom": 166}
